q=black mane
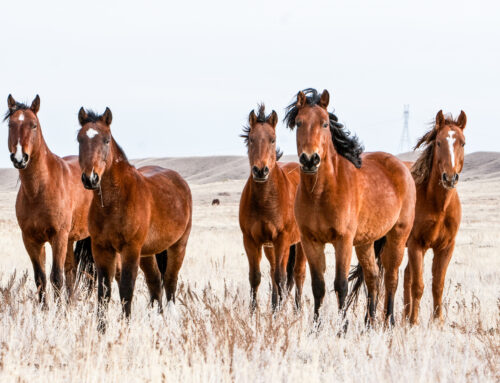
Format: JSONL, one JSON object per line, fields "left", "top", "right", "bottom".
{"left": 241, "top": 104, "right": 283, "bottom": 161}
{"left": 284, "top": 88, "right": 364, "bottom": 168}
{"left": 80, "top": 110, "right": 102, "bottom": 124}
{"left": 3, "top": 101, "right": 30, "bottom": 122}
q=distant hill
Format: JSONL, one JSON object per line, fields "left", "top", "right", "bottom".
{"left": 0, "top": 152, "right": 498, "bottom": 190}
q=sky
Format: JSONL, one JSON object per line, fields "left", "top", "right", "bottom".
{"left": 0, "top": 0, "right": 499, "bottom": 168}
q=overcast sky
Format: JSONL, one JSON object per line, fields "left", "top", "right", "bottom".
{"left": 1, "top": 0, "right": 498, "bottom": 168}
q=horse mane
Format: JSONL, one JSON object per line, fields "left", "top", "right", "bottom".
{"left": 241, "top": 104, "right": 283, "bottom": 161}
{"left": 284, "top": 88, "right": 364, "bottom": 168}
{"left": 411, "top": 114, "right": 457, "bottom": 185}
{"left": 79, "top": 109, "right": 102, "bottom": 124}
{"left": 3, "top": 101, "right": 30, "bottom": 122}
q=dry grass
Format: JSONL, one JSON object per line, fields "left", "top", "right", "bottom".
{"left": 0, "top": 177, "right": 499, "bottom": 382}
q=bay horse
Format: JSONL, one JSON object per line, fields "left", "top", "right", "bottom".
{"left": 4, "top": 94, "right": 93, "bottom": 303}
{"left": 285, "top": 89, "right": 416, "bottom": 325}
{"left": 403, "top": 110, "right": 466, "bottom": 324}
{"left": 239, "top": 104, "right": 306, "bottom": 311}
{"left": 77, "top": 107, "right": 192, "bottom": 330}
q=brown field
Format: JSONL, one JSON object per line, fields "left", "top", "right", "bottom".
{"left": 0, "top": 153, "right": 499, "bottom": 382}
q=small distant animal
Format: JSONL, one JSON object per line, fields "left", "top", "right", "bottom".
{"left": 211, "top": 199, "right": 220, "bottom": 206}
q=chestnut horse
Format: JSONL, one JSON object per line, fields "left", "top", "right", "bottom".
{"left": 77, "top": 107, "right": 192, "bottom": 330}
{"left": 285, "top": 89, "right": 416, "bottom": 325}
{"left": 239, "top": 105, "right": 306, "bottom": 311}
{"left": 4, "top": 95, "right": 93, "bottom": 303}
{"left": 403, "top": 110, "right": 466, "bottom": 324}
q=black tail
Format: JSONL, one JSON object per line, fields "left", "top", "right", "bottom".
{"left": 155, "top": 250, "right": 168, "bottom": 281}
{"left": 345, "top": 237, "right": 386, "bottom": 311}
{"left": 286, "top": 244, "right": 296, "bottom": 289}
{"left": 74, "top": 237, "right": 95, "bottom": 290}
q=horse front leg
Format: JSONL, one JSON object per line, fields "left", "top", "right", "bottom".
{"left": 293, "top": 243, "right": 307, "bottom": 312}
{"left": 50, "top": 232, "right": 70, "bottom": 302}
{"left": 431, "top": 242, "right": 455, "bottom": 323}
{"left": 272, "top": 236, "right": 291, "bottom": 310}
{"left": 22, "top": 234, "right": 47, "bottom": 307}
{"left": 243, "top": 236, "right": 263, "bottom": 312}
{"left": 301, "top": 238, "right": 326, "bottom": 322}
{"left": 93, "top": 243, "right": 117, "bottom": 333}
{"left": 119, "top": 245, "right": 141, "bottom": 318}
{"left": 333, "top": 237, "right": 354, "bottom": 313}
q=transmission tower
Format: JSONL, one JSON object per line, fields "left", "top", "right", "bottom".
{"left": 399, "top": 104, "right": 411, "bottom": 152}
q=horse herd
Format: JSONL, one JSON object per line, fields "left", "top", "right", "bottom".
{"left": 4, "top": 89, "right": 466, "bottom": 331}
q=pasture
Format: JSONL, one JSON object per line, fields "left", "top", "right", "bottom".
{"left": 0, "top": 155, "right": 498, "bottom": 382}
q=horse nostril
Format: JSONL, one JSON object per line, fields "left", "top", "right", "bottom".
{"left": 23, "top": 153, "right": 29, "bottom": 162}
{"left": 92, "top": 173, "right": 99, "bottom": 184}
{"left": 263, "top": 166, "right": 269, "bottom": 176}
{"left": 453, "top": 174, "right": 459, "bottom": 182}
{"left": 442, "top": 173, "right": 447, "bottom": 182}
{"left": 312, "top": 153, "right": 320, "bottom": 165}
{"left": 252, "top": 166, "right": 259, "bottom": 176}
{"left": 299, "top": 153, "right": 309, "bottom": 165}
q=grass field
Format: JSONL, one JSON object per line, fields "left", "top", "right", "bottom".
{"left": 0, "top": 176, "right": 498, "bottom": 382}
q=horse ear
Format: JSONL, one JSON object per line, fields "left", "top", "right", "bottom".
{"left": 267, "top": 110, "right": 278, "bottom": 128}
{"left": 296, "top": 91, "right": 307, "bottom": 108}
{"left": 435, "top": 110, "right": 445, "bottom": 128}
{"left": 30, "top": 95, "right": 40, "bottom": 114}
{"left": 248, "top": 110, "right": 257, "bottom": 127}
{"left": 101, "top": 107, "right": 112, "bottom": 125}
{"left": 7, "top": 94, "right": 16, "bottom": 110}
{"left": 78, "top": 107, "right": 88, "bottom": 126}
{"left": 319, "top": 89, "right": 330, "bottom": 109}
{"left": 457, "top": 110, "right": 467, "bottom": 130}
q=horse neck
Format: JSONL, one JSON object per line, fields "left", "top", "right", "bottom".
{"left": 18, "top": 131, "right": 56, "bottom": 197}
{"left": 96, "top": 144, "right": 134, "bottom": 206}
{"left": 248, "top": 164, "right": 282, "bottom": 208}
{"left": 425, "top": 159, "right": 457, "bottom": 212}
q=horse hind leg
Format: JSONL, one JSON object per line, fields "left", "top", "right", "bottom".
{"left": 140, "top": 255, "right": 163, "bottom": 312}
{"left": 403, "top": 261, "right": 412, "bottom": 321}
{"left": 380, "top": 226, "right": 411, "bottom": 327}
{"left": 354, "top": 243, "right": 380, "bottom": 326}
{"left": 65, "top": 241, "right": 77, "bottom": 300}
{"left": 164, "top": 231, "right": 190, "bottom": 305}
{"left": 286, "top": 244, "right": 296, "bottom": 292}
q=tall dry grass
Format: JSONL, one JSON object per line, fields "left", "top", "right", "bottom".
{"left": 0, "top": 178, "right": 499, "bottom": 382}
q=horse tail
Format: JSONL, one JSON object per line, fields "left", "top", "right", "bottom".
{"left": 74, "top": 237, "right": 95, "bottom": 290}
{"left": 286, "top": 244, "right": 296, "bottom": 289}
{"left": 345, "top": 237, "right": 387, "bottom": 311}
{"left": 155, "top": 250, "right": 168, "bottom": 282}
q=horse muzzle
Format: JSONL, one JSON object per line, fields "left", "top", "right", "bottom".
{"left": 441, "top": 172, "right": 459, "bottom": 189}
{"left": 10, "top": 152, "right": 29, "bottom": 169}
{"left": 252, "top": 165, "right": 269, "bottom": 183}
{"left": 81, "top": 171, "right": 100, "bottom": 190}
{"left": 299, "top": 152, "right": 320, "bottom": 174}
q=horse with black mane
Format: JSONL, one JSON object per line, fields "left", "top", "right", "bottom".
{"left": 5, "top": 94, "right": 94, "bottom": 304}
{"left": 77, "top": 107, "right": 192, "bottom": 331}
{"left": 286, "top": 88, "right": 415, "bottom": 325}
{"left": 239, "top": 104, "right": 306, "bottom": 311}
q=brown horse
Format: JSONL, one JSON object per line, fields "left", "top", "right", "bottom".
{"left": 403, "top": 110, "right": 466, "bottom": 325}
{"left": 239, "top": 105, "right": 306, "bottom": 311}
{"left": 77, "top": 107, "right": 192, "bottom": 330}
{"left": 285, "top": 89, "right": 416, "bottom": 325}
{"left": 5, "top": 95, "right": 93, "bottom": 303}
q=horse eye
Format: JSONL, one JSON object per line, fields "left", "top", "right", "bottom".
{"left": 271, "top": 139, "right": 275, "bottom": 144}
{"left": 437, "top": 142, "right": 441, "bottom": 147}
{"left": 296, "top": 121, "right": 302, "bottom": 128}
{"left": 249, "top": 138, "right": 254, "bottom": 144}
{"left": 323, "top": 122, "right": 329, "bottom": 128}
{"left": 462, "top": 142, "right": 465, "bottom": 147}
{"left": 104, "top": 138, "right": 110, "bottom": 145}
{"left": 32, "top": 124, "right": 37, "bottom": 129}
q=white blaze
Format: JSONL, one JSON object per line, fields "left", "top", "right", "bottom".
{"left": 14, "top": 140, "right": 23, "bottom": 162}
{"left": 446, "top": 131, "right": 456, "bottom": 168}
{"left": 86, "top": 128, "right": 99, "bottom": 138}
{"left": 18, "top": 113, "right": 24, "bottom": 121}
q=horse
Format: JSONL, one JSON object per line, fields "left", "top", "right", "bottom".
{"left": 76, "top": 107, "right": 192, "bottom": 330}
{"left": 285, "top": 89, "right": 416, "bottom": 325}
{"left": 239, "top": 104, "right": 306, "bottom": 311}
{"left": 402, "top": 110, "right": 466, "bottom": 325}
{"left": 4, "top": 94, "right": 93, "bottom": 304}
